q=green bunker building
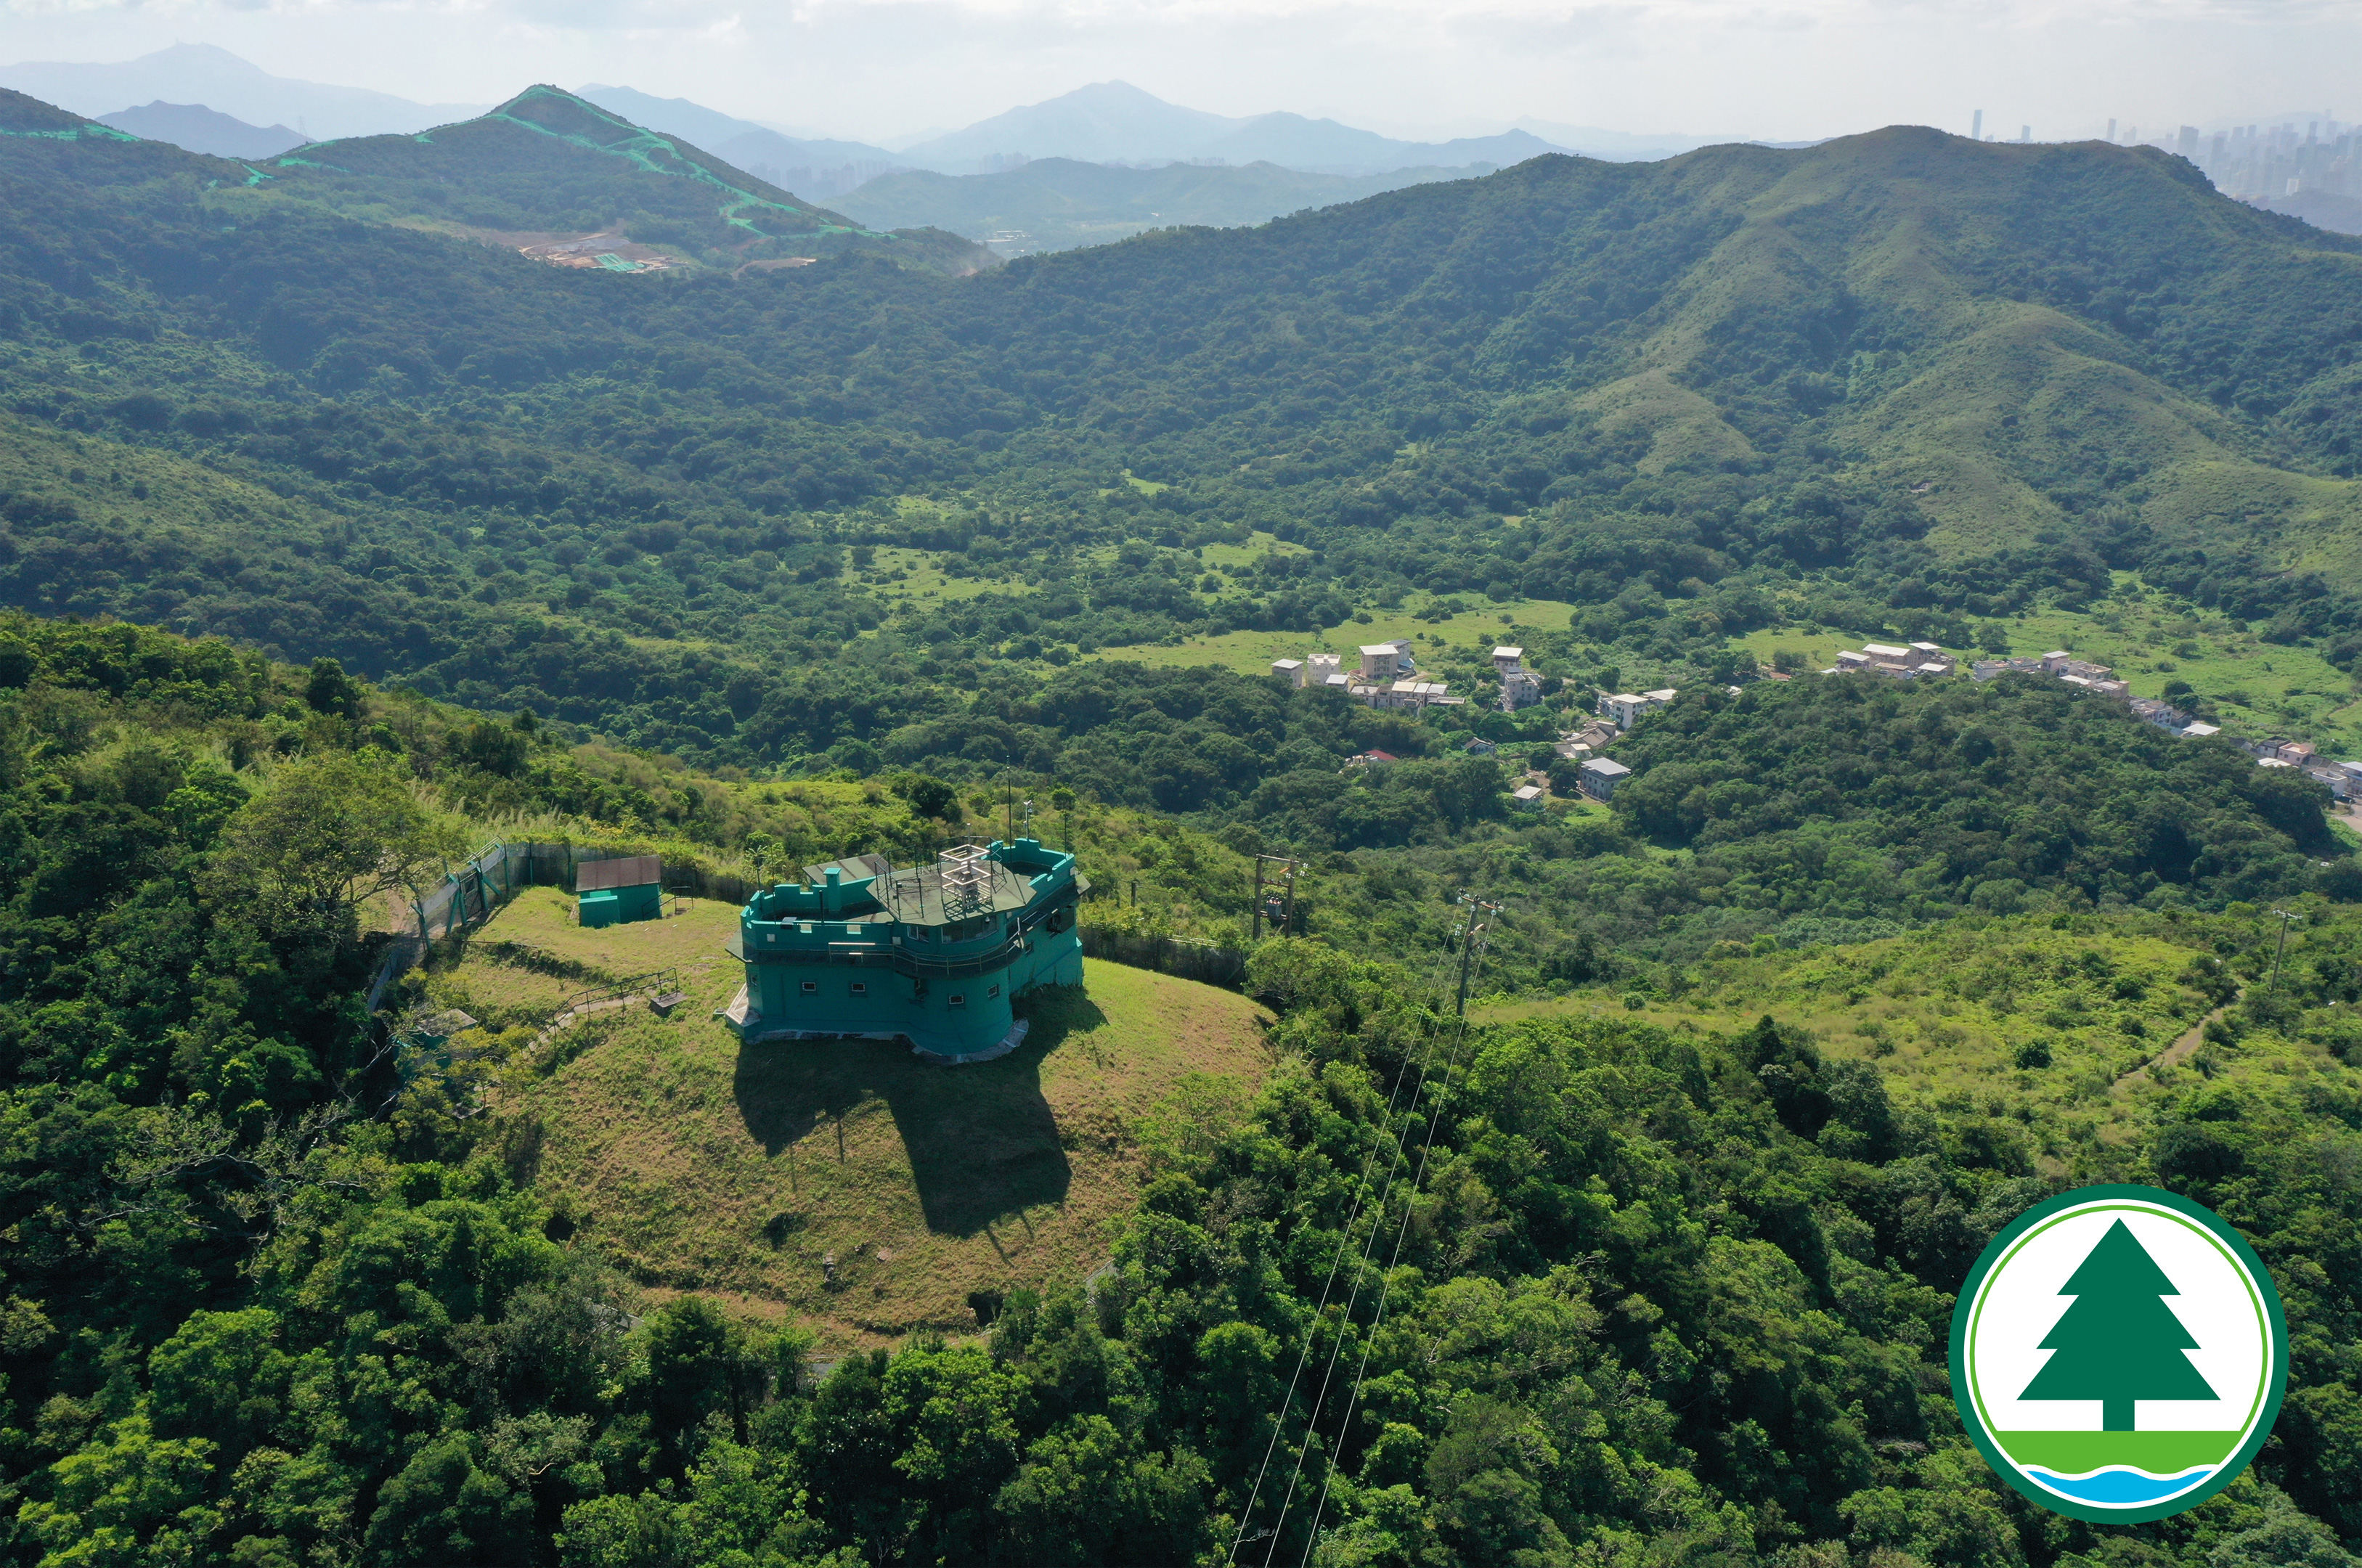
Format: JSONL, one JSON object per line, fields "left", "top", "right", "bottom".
{"left": 722, "top": 838, "right": 1086, "bottom": 1063}
{"left": 578, "top": 854, "right": 664, "bottom": 928}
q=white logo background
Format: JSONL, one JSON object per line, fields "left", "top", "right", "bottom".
{"left": 1968, "top": 1202, "right": 2266, "bottom": 1434}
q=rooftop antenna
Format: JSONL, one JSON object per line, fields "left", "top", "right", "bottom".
{"left": 939, "top": 842, "right": 993, "bottom": 921}
{"left": 1021, "top": 797, "right": 1035, "bottom": 838}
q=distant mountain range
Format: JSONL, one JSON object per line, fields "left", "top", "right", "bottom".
{"left": 831, "top": 156, "right": 1500, "bottom": 254}
{"left": 0, "top": 43, "right": 483, "bottom": 141}
{"left": 889, "top": 81, "right": 1578, "bottom": 176}
{"left": 94, "top": 99, "right": 305, "bottom": 160}
{"left": 2265, "top": 187, "right": 2362, "bottom": 236}
{"left": 574, "top": 86, "right": 906, "bottom": 200}
{"left": 0, "top": 47, "right": 1735, "bottom": 185}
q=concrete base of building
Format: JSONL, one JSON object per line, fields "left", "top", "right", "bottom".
{"left": 911, "top": 1018, "right": 1030, "bottom": 1066}
{"left": 716, "top": 985, "right": 1034, "bottom": 1065}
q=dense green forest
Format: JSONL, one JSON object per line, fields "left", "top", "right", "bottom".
{"left": 0, "top": 613, "right": 2353, "bottom": 1565}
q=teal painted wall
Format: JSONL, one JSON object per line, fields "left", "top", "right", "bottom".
{"left": 732, "top": 838, "right": 1086, "bottom": 1059}
{"left": 746, "top": 923, "right": 1083, "bottom": 1057}
{"left": 578, "top": 881, "right": 661, "bottom": 927}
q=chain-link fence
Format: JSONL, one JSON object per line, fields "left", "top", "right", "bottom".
{"left": 371, "top": 841, "right": 760, "bottom": 1016}
{"left": 410, "top": 841, "right": 761, "bottom": 940}
{"left": 1079, "top": 927, "right": 1249, "bottom": 988}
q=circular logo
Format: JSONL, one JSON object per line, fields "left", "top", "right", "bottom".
{"left": 1950, "top": 1184, "right": 2288, "bottom": 1524}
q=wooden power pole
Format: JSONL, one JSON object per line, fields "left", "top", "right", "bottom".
{"left": 1253, "top": 854, "right": 1300, "bottom": 940}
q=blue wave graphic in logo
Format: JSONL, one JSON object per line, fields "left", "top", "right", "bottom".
{"left": 2027, "top": 1467, "right": 2216, "bottom": 1506}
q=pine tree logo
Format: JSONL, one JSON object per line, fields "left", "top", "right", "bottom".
{"left": 1951, "top": 1185, "right": 2287, "bottom": 1524}
{"left": 2018, "top": 1219, "right": 2219, "bottom": 1429}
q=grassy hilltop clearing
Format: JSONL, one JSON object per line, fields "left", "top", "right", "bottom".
{"left": 428, "top": 894, "right": 1272, "bottom": 1349}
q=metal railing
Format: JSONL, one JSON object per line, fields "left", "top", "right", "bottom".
{"left": 550, "top": 968, "right": 685, "bottom": 1020}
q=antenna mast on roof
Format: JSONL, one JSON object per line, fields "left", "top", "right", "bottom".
{"left": 939, "top": 842, "right": 993, "bottom": 920}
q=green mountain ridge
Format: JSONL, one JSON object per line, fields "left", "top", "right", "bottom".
{"left": 12, "top": 92, "right": 2362, "bottom": 1568}
{"left": 5, "top": 114, "right": 2362, "bottom": 781}
{"left": 0, "top": 605, "right": 2348, "bottom": 1566}
{"left": 0, "top": 82, "right": 998, "bottom": 276}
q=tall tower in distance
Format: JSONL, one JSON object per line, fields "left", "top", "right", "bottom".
{"left": 1972, "top": 109, "right": 1984, "bottom": 142}
{"left": 2107, "top": 118, "right": 2117, "bottom": 142}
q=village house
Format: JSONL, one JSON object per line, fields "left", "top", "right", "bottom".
{"left": 1598, "top": 689, "right": 1677, "bottom": 730}
{"left": 1271, "top": 641, "right": 1460, "bottom": 710}
{"left": 1836, "top": 641, "right": 1955, "bottom": 679}
{"left": 1493, "top": 646, "right": 1545, "bottom": 712}
{"left": 1556, "top": 721, "right": 1617, "bottom": 759}
{"left": 1580, "top": 756, "right": 1631, "bottom": 800}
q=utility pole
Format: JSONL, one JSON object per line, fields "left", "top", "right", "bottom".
{"left": 2269, "top": 908, "right": 2297, "bottom": 992}
{"left": 1454, "top": 894, "right": 1502, "bottom": 1017}
{"left": 1252, "top": 854, "right": 1300, "bottom": 940}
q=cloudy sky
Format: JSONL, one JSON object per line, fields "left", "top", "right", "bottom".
{"left": 1, "top": 0, "right": 2352, "bottom": 145}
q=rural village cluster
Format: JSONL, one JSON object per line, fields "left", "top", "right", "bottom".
{"left": 1268, "top": 634, "right": 2362, "bottom": 808}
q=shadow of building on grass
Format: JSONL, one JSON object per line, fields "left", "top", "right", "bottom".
{"left": 731, "top": 984, "right": 1106, "bottom": 1236}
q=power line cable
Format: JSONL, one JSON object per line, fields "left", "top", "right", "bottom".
{"left": 1223, "top": 920, "right": 1467, "bottom": 1563}
{"left": 1291, "top": 915, "right": 1497, "bottom": 1563}
{"left": 1245, "top": 897, "right": 1495, "bottom": 1566}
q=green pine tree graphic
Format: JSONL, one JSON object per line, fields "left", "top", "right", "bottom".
{"left": 2020, "top": 1218, "right": 2218, "bottom": 1432}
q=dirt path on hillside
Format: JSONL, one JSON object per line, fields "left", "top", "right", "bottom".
{"left": 2116, "top": 995, "right": 2239, "bottom": 1090}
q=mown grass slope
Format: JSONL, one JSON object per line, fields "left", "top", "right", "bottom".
{"left": 438, "top": 897, "right": 1274, "bottom": 1349}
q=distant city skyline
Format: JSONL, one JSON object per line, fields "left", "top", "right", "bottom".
{"left": 0, "top": 1, "right": 2354, "bottom": 151}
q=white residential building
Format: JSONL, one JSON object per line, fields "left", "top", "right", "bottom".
{"left": 1493, "top": 646, "right": 1544, "bottom": 712}
{"left": 1597, "top": 690, "right": 1677, "bottom": 729}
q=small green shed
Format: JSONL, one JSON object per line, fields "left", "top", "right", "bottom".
{"left": 578, "top": 854, "right": 663, "bottom": 927}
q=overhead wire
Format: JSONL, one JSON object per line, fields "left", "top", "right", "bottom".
{"left": 1290, "top": 915, "right": 1498, "bottom": 1563}
{"left": 1238, "top": 897, "right": 1496, "bottom": 1567}
{"left": 1221, "top": 918, "right": 1468, "bottom": 1563}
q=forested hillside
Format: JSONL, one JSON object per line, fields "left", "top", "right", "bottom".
{"left": 0, "top": 611, "right": 2351, "bottom": 1568}
{"left": 7, "top": 92, "right": 2362, "bottom": 777}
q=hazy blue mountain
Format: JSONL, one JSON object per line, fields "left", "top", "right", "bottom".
{"left": 889, "top": 81, "right": 1579, "bottom": 174}
{"left": 831, "top": 155, "right": 1493, "bottom": 253}
{"left": 1199, "top": 115, "right": 1565, "bottom": 173}
{"left": 897, "top": 81, "right": 1237, "bottom": 168}
{"left": 0, "top": 43, "right": 481, "bottom": 140}
{"left": 1510, "top": 117, "right": 1738, "bottom": 160}
{"left": 575, "top": 83, "right": 908, "bottom": 198}
{"left": 94, "top": 99, "right": 305, "bottom": 159}
{"left": 573, "top": 83, "right": 770, "bottom": 150}
{"left": 2266, "top": 187, "right": 2362, "bottom": 235}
